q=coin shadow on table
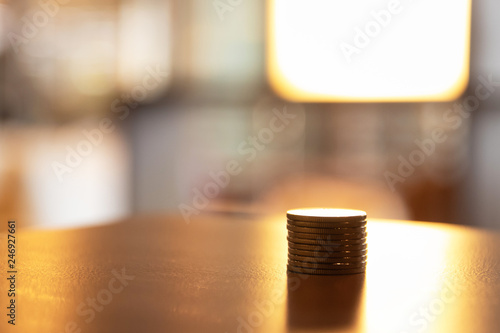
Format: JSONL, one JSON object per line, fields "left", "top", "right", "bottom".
{"left": 286, "top": 272, "right": 365, "bottom": 331}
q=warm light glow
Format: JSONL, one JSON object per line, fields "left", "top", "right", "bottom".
{"left": 363, "top": 220, "right": 453, "bottom": 332}
{"left": 268, "top": 0, "right": 471, "bottom": 102}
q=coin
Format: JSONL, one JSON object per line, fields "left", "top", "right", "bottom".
{"left": 288, "top": 238, "right": 366, "bottom": 249}
{"left": 288, "top": 230, "right": 366, "bottom": 240}
{"left": 288, "top": 260, "right": 366, "bottom": 269}
{"left": 287, "top": 208, "right": 367, "bottom": 223}
{"left": 288, "top": 253, "right": 367, "bottom": 263}
{"left": 288, "top": 248, "right": 368, "bottom": 258}
{"left": 287, "top": 219, "right": 367, "bottom": 228}
{"left": 287, "top": 265, "right": 366, "bottom": 275}
{"left": 289, "top": 245, "right": 367, "bottom": 255}
{"left": 288, "top": 242, "right": 367, "bottom": 252}
{"left": 287, "top": 224, "right": 366, "bottom": 235}
{"left": 287, "top": 236, "right": 365, "bottom": 246}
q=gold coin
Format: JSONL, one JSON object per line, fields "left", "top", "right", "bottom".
{"left": 288, "top": 253, "right": 367, "bottom": 263}
{"left": 288, "top": 248, "right": 368, "bottom": 258}
{"left": 287, "top": 265, "right": 366, "bottom": 275}
{"left": 287, "top": 219, "right": 367, "bottom": 228}
{"left": 288, "top": 230, "right": 366, "bottom": 240}
{"left": 287, "top": 224, "right": 366, "bottom": 235}
{"left": 287, "top": 236, "right": 365, "bottom": 246}
{"left": 287, "top": 208, "right": 367, "bottom": 222}
{"left": 288, "top": 242, "right": 367, "bottom": 252}
{"left": 288, "top": 260, "right": 366, "bottom": 270}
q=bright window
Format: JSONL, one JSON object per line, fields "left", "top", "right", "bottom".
{"left": 268, "top": 0, "right": 471, "bottom": 102}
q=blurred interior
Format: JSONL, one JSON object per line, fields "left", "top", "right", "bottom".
{"left": 1, "top": 0, "right": 499, "bottom": 230}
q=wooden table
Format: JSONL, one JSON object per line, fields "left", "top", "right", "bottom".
{"left": 1, "top": 214, "right": 500, "bottom": 333}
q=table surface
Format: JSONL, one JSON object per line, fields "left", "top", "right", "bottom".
{"left": 1, "top": 214, "right": 500, "bottom": 333}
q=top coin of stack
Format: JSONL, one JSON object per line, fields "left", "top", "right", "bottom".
{"left": 286, "top": 208, "right": 368, "bottom": 275}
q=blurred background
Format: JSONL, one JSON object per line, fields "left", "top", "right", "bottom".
{"left": 0, "top": 0, "right": 499, "bottom": 230}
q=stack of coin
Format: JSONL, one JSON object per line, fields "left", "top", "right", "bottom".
{"left": 286, "top": 208, "right": 367, "bottom": 275}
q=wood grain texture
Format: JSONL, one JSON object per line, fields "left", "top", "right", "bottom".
{"left": 1, "top": 214, "right": 499, "bottom": 333}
